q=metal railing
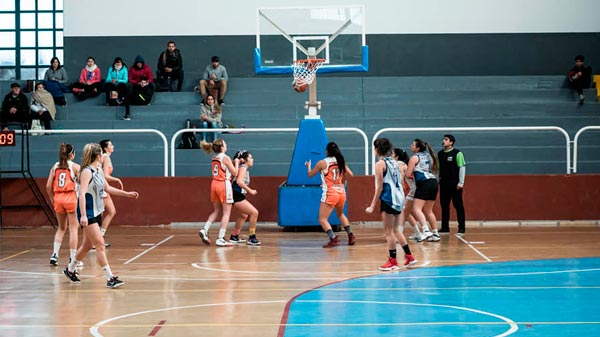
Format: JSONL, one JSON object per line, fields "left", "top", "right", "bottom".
{"left": 372, "top": 126, "right": 571, "bottom": 175}
{"left": 170, "top": 127, "right": 369, "bottom": 176}
{"left": 18, "top": 129, "right": 169, "bottom": 176}
{"left": 573, "top": 126, "right": 600, "bottom": 174}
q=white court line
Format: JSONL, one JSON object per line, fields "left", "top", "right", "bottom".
{"left": 456, "top": 234, "right": 492, "bottom": 262}
{"left": 295, "top": 300, "right": 518, "bottom": 336}
{"left": 90, "top": 300, "right": 286, "bottom": 337}
{"left": 124, "top": 235, "right": 174, "bottom": 265}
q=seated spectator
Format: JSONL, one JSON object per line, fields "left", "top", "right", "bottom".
{"left": 199, "top": 95, "right": 223, "bottom": 142}
{"left": 1, "top": 83, "right": 29, "bottom": 131}
{"left": 43, "top": 57, "right": 69, "bottom": 106}
{"left": 568, "top": 54, "right": 592, "bottom": 104}
{"left": 30, "top": 82, "right": 56, "bottom": 130}
{"left": 105, "top": 57, "right": 131, "bottom": 120}
{"left": 129, "top": 55, "right": 154, "bottom": 105}
{"left": 156, "top": 41, "right": 183, "bottom": 92}
{"left": 198, "top": 56, "right": 228, "bottom": 104}
{"left": 72, "top": 57, "right": 102, "bottom": 101}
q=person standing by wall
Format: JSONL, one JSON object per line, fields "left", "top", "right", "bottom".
{"left": 438, "top": 134, "right": 466, "bottom": 235}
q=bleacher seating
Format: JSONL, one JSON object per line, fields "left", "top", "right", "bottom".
{"left": 1, "top": 76, "right": 598, "bottom": 177}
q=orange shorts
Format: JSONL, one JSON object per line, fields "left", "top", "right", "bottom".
{"left": 210, "top": 180, "right": 233, "bottom": 204}
{"left": 53, "top": 192, "right": 77, "bottom": 214}
{"left": 321, "top": 190, "right": 346, "bottom": 208}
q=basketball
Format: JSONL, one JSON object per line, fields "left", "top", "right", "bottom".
{"left": 293, "top": 80, "right": 308, "bottom": 93}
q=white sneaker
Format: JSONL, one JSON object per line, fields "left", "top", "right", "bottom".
{"left": 427, "top": 233, "right": 441, "bottom": 242}
{"left": 198, "top": 229, "right": 210, "bottom": 245}
{"left": 417, "top": 231, "right": 432, "bottom": 242}
{"left": 215, "top": 238, "right": 233, "bottom": 247}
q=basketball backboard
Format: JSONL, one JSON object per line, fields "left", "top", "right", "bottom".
{"left": 255, "top": 5, "right": 368, "bottom": 75}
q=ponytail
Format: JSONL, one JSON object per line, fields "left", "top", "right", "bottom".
{"left": 200, "top": 138, "right": 225, "bottom": 155}
{"left": 58, "top": 142, "right": 73, "bottom": 169}
{"left": 326, "top": 142, "right": 346, "bottom": 175}
{"left": 425, "top": 142, "right": 438, "bottom": 174}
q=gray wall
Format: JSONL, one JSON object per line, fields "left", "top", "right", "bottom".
{"left": 64, "top": 33, "right": 600, "bottom": 86}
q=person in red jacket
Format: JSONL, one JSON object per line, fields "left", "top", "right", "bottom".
{"left": 129, "top": 55, "right": 155, "bottom": 105}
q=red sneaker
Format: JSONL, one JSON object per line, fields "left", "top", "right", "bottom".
{"left": 404, "top": 254, "right": 417, "bottom": 267}
{"left": 379, "top": 257, "right": 399, "bottom": 271}
{"left": 322, "top": 236, "right": 340, "bottom": 248}
{"left": 348, "top": 232, "right": 356, "bottom": 245}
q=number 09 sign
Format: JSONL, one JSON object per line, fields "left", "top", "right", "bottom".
{"left": 0, "top": 130, "right": 16, "bottom": 146}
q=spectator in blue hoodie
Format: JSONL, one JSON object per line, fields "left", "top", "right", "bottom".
{"left": 105, "top": 57, "right": 131, "bottom": 120}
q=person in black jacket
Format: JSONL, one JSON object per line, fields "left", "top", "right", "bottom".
{"left": 156, "top": 41, "right": 184, "bottom": 92}
{"left": 437, "top": 134, "right": 466, "bottom": 235}
{"left": 567, "top": 55, "right": 592, "bottom": 104}
{"left": 1, "top": 83, "right": 29, "bottom": 130}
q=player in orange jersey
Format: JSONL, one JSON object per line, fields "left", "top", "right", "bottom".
{"left": 46, "top": 143, "right": 80, "bottom": 266}
{"left": 199, "top": 138, "right": 239, "bottom": 246}
{"left": 306, "top": 142, "right": 356, "bottom": 248}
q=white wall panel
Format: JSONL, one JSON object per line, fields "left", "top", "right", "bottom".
{"left": 64, "top": 0, "right": 600, "bottom": 37}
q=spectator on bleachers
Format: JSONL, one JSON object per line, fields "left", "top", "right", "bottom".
{"left": 30, "top": 82, "right": 56, "bottom": 130}
{"left": 72, "top": 57, "right": 102, "bottom": 101}
{"left": 1, "top": 83, "right": 29, "bottom": 131}
{"left": 43, "top": 57, "right": 69, "bottom": 106}
{"left": 199, "top": 95, "right": 223, "bottom": 142}
{"left": 198, "top": 56, "right": 228, "bottom": 104}
{"left": 129, "top": 55, "right": 154, "bottom": 105}
{"left": 105, "top": 57, "right": 131, "bottom": 120}
{"left": 156, "top": 41, "right": 183, "bottom": 92}
{"left": 568, "top": 55, "right": 592, "bottom": 104}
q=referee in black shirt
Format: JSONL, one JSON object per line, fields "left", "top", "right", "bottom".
{"left": 438, "top": 135, "right": 466, "bottom": 235}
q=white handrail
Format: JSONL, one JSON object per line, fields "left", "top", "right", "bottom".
{"left": 573, "top": 126, "right": 600, "bottom": 174}
{"left": 371, "top": 126, "right": 571, "bottom": 175}
{"left": 16, "top": 129, "right": 169, "bottom": 177}
{"left": 170, "top": 127, "right": 369, "bottom": 176}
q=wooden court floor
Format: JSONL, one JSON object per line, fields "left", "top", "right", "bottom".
{"left": 0, "top": 225, "right": 599, "bottom": 337}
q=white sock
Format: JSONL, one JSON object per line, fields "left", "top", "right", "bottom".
{"left": 432, "top": 229, "right": 439, "bottom": 235}
{"left": 422, "top": 223, "right": 430, "bottom": 232}
{"left": 102, "top": 265, "right": 113, "bottom": 280}
{"left": 70, "top": 249, "right": 76, "bottom": 260}
{"left": 218, "top": 228, "right": 226, "bottom": 240}
{"left": 53, "top": 242, "right": 61, "bottom": 255}
{"left": 203, "top": 221, "right": 212, "bottom": 232}
{"left": 100, "top": 227, "right": 106, "bottom": 236}
{"left": 68, "top": 259, "right": 78, "bottom": 273}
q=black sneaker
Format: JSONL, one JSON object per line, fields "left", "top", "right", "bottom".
{"left": 438, "top": 228, "right": 450, "bottom": 233}
{"left": 104, "top": 241, "right": 111, "bottom": 248}
{"left": 106, "top": 276, "right": 124, "bottom": 289}
{"left": 121, "top": 115, "right": 131, "bottom": 120}
{"left": 63, "top": 267, "right": 81, "bottom": 284}
{"left": 218, "top": 99, "right": 224, "bottom": 105}
{"left": 50, "top": 253, "right": 58, "bottom": 266}
{"left": 247, "top": 236, "right": 261, "bottom": 246}
{"left": 229, "top": 234, "right": 246, "bottom": 244}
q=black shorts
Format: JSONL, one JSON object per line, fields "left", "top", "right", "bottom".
{"left": 80, "top": 214, "right": 102, "bottom": 228}
{"left": 233, "top": 190, "right": 246, "bottom": 203}
{"left": 380, "top": 200, "right": 401, "bottom": 215}
{"left": 414, "top": 179, "right": 439, "bottom": 201}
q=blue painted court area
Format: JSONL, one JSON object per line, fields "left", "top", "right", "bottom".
{"left": 280, "top": 258, "right": 600, "bottom": 337}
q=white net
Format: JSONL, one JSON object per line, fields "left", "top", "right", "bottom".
{"left": 292, "top": 59, "right": 325, "bottom": 85}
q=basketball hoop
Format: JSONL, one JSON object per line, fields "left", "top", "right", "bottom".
{"left": 292, "top": 58, "right": 326, "bottom": 86}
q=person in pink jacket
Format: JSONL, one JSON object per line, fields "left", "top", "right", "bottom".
{"left": 72, "top": 57, "right": 102, "bottom": 101}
